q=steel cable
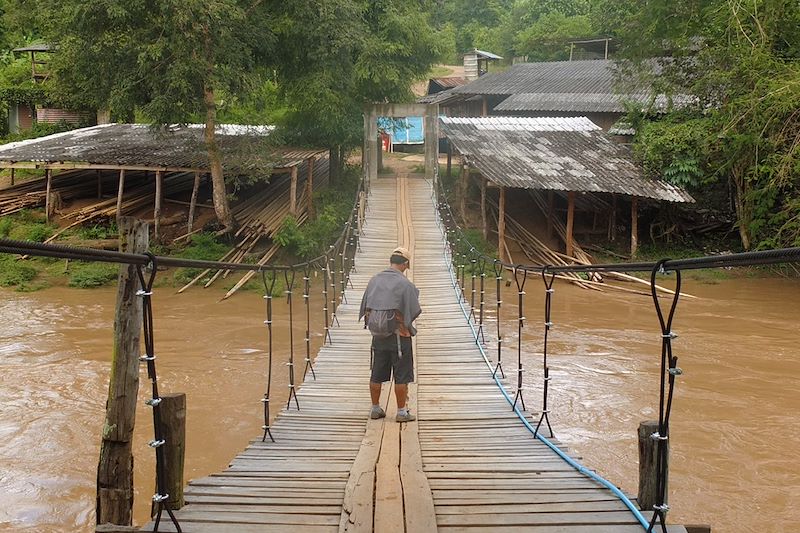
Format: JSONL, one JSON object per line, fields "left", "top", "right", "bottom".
{"left": 284, "top": 269, "right": 300, "bottom": 410}
{"left": 260, "top": 269, "right": 277, "bottom": 443}
{"left": 534, "top": 267, "right": 556, "bottom": 438}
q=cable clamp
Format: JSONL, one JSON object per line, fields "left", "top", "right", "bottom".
{"left": 152, "top": 493, "right": 169, "bottom": 503}
{"left": 669, "top": 367, "right": 683, "bottom": 376}
{"left": 518, "top": 291, "right": 526, "bottom": 295}
{"left": 135, "top": 289, "right": 152, "bottom": 297}
{"left": 263, "top": 295, "right": 272, "bottom": 300}
{"left": 148, "top": 439, "right": 165, "bottom": 448}
{"left": 650, "top": 432, "right": 668, "bottom": 441}
{"left": 145, "top": 398, "right": 162, "bottom": 407}
{"left": 263, "top": 320, "right": 272, "bottom": 325}
{"left": 139, "top": 355, "right": 155, "bottom": 362}
{"left": 546, "top": 288, "right": 554, "bottom": 294}
{"left": 285, "top": 362, "right": 294, "bottom": 367}
{"left": 541, "top": 409, "right": 550, "bottom": 413}
{"left": 261, "top": 398, "right": 270, "bottom": 403}
{"left": 303, "top": 294, "right": 309, "bottom": 299}
{"left": 545, "top": 321, "right": 554, "bottom": 328}
{"left": 261, "top": 424, "right": 270, "bottom": 430}
{"left": 653, "top": 503, "right": 670, "bottom": 512}
{"left": 662, "top": 331, "right": 678, "bottom": 339}
{"left": 288, "top": 384, "right": 295, "bottom": 388}
{"left": 544, "top": 376, "right": 552, "bottom": 381}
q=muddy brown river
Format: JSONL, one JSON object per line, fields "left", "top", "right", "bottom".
{"left": 0, "top": 276, "right": 798, "bottom": 532}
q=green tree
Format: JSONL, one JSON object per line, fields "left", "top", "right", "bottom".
{"left": 38, "top": 0, "right": 273, "bottom": 233}
{"left": 515, "top": 12, "right": 593, "bottom": 61}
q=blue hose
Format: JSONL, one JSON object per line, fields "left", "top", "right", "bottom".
{"left": 438, "top": 223, "right": 650, "bottom": 530}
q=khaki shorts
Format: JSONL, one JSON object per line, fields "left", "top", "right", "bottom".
{"left": 370, "top": 335, "right": 414, "bottom": 384}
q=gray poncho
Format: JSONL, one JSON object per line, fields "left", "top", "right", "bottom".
{"left": 359, "top": 269, "right": 421, "bottom": 336}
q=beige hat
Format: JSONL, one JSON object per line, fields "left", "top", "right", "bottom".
{"left": 391, "top": 246, "right": 411, "bottom": 264}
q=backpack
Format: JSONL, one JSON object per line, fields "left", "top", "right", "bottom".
{"left": 367, "top": 309, "right": 398, "bottom": 338}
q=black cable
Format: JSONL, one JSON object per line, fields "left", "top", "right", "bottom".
{"left": 512, "top": 266, "right": 527, "bottom": 411}
{"left": 534, "top": 267, "right": 556, "bottom": 439}
{"left": 260, "top": 269, "right": 277, "bottom": 443}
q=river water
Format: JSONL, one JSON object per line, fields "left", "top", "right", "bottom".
{"left": 0, "top": 276, "right": 798, "bottom": 532}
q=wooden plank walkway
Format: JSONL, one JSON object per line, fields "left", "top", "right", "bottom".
{"left": 142, "top": 175, "right": 683, "bottom": 532}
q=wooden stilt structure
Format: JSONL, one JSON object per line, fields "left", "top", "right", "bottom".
{"left": 566, "top": 191, "right": 575, "bottom": 258}
{"left": 305, "top": 157, "right": 315, "bottom": 220}
{"left": 45, "top": 169, "right": 52, "bottom": 223}
{"left": 289, "top": 166, "right": 298, "bottom": 216}
{"left": 116, "top": 169, "right": 125, "bottom": 220}
{"left": 546, "top": 190, "right": 555, "bottom": 239}
{"left": 497, "top": 186, "right": 506, "bottom": 262}
{"left": 154, "top": 170, "right": 163, "bottom": 242}
{"left": 480, "top": 176, "right": 487, "bottom": 240}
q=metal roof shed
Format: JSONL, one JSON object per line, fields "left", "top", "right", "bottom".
{"left": 439, "top": 116, "right": 693, "bottom": 258}
{"left": 0, "top": 123, "right": 327, "bottom": 237}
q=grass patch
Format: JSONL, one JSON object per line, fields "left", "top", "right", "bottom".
{"left": 0, "top": 210, "right": 57, "bottom": 242}
{"left": 67, "top": 262, "right": 119, "bottom": 288}
{"left": 0, "top": 254, "right": 38, "bottom": 288}
{"left": 169, "top": 232, "right": 232, "bottom": 285}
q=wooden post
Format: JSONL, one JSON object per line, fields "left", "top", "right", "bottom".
{"left": 187, "top": 171, "right": 201, "bottom": 234}
{"left": 290, "top": 165, "right": 298, "bottom": 216}
{"left": 306, "top": 157, "right": 315, "bottom": 220}
{"left": 459, "top": 165, "right": 468, "bottom": 223}
{"left": 480, "top": 177, "right": 487, "bottom": 240}
{"left": 498, "top": 186, "right": 506, "bottom": 262}
{"left": 154, "top": 171, "right": 163, "bottom": 242}
{"left": 638, "top": 420, "right": 667, "bottom": 512}
{"left": 97, "top": 169, "right": 103, "bottom": 199}
{"left": 631, "top": 196, "right": 639, "bottom": 257}
{"left": 155, "top": 393, "right": 186, "bottom": 513}
{"left": 96, "top": 217, "right": 148, "bottom": 527}
{"left": 376, "top": 135, "right": 383, "bottom": 172}
{"left": 481, "top": 96, "right": 488, "bottom": 117}
{"left": 609, "top": 193, "right": 617, "bottom": 242}
{"left": 546, "top": 190, "right": 555, "bottom": 239}
{"left": 45, "top": 169, "right": 52, "bottom": 223}
{"left": 116, "top": 170, "right": 126, "bottom": 220}
{"left": 565, "top": 191, "right": 575, "bottom": 258}
{"left": 446, "top": 142, "right": 452, "bottom": 180}
{"left": 10, "top": 168, "right": 15, "bottom": 186}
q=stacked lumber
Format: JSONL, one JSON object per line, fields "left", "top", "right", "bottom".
{"left": 0, "top": 170, "right": 108, "bottom": 216}
{"left": 179, "top": 158, "right": 330, "bottom": 299}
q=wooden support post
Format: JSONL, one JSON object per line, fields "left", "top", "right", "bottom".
{"left": 10, "top": 168, "right": 15, "bottom": 186}
{"left": 459, "top": 165, "right": 468, "bottom": 223}
{"left": 631, "top": 196, "right": 639, "bottom": 257}
{"left": 446, "top": 142, "right": 452, "bottom": 180}
{"left": 546, "top": 190, "right": 555, "bottom": 239}
{"left": 376, "top": 135, "right": 383, "bottom": 172}
{"left": 609, "top": 193, "right": 617, "bottom": 242}
{"left": 97, "top": 169, "right": 103, "bottom": 199}
{"left": 45, "top": 169, "right": 53, "bottom": 223}
{"left": 290, "top": 165, "right": 298, "bottom": 216}
{"left": 498, "top": 186, "right": 506, "bottom": 262}
{"left": 306, "top": 157, "right": 315, "bottom": 220}
{"left": 638, "top": 420, "right": 667, "bottom": 512}
{"left": 116, "top": 170, "right": 126, "bottom": 220}
{"left": 565, "top": 191, "right": 575, "bottom": 258}
{"left": 96, "top": 217, "right": 148, "bottom": 528}
{"left": 154, "top": 171, "right": 163, "bottom": 242}
{"left": 187, "top": 171, "right": 201, "bottom": 234}
{"left": 481, "top": 96, "right": 488, "bottom": 117}
{"left": 155, "top": 393, "right": 186, "bottom": 513}
{"left": 480, "top": 177, "right": 487, "bottom": 240}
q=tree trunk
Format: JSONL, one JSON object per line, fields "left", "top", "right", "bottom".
{"left": 203, "top": 85, "right": 236, "bottom": 233}
{"left": 731, "top": 168, "right": 752, "bottom": 250}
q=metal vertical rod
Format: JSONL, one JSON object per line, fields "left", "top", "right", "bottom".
{"left": 302, "top": 266, "right": 315, "bottom": 380}
{"left": 322, "top": 261, "right": 331, "bottom": 345}
{"left": 511, "top": 266, "right": 527, "bottom": 411}
{"left": 493, "top": 260, "right": 505, "bottom": 378}
{"left": 261, "top": 269, "right": 276, "bottom": 442}
{"left": 477, "top": 258, "right": 486, "bottom": 344}
{"left": 285, "top": 269, "right": 300, "bottom": 410}
{"left": 534, "top": 268, "right": 556, "bottom": 438}
{"left": 469, "top": 257, "right": 477, "bottom": 321}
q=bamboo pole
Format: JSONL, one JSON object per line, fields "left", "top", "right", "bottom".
{"left": 10, "top": 168, "right": 15, "bottom": 186}
{"left": 480, "top": 177, "right": 487, "bottom": 240}
{"left": 96, "top": 217, "right": 147, "bottom": 527}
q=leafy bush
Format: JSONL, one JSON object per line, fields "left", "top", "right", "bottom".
{"left": 0, "top": 216, "right": 11, "bottom": 237}
{"left": 67, "top": 262, "right": 118, "bottom": 288}
{"left": 76, "top": 222, "right": 117, "bottom": 240}
{"left": 172, "top": 232, "right": 231, "bottom": 284}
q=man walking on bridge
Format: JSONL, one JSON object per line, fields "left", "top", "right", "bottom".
{"left": 359, "top": 246, "right": 421, "bottom": 422}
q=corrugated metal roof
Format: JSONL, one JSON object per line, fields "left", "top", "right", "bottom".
{"left": 450, "top": 60, "right": 619, "bottom": 96}
{"left": 495, "top": 92, "right": 693, "bottom": 113}
{"left": 431, "top": 77, "right": 469, "bottom": 89}
{"left": 440, "top": 116, "right": 693, "bottom": 203}
{"left": 472, "top": 49, "right": 503, "bottom": 60}
{"left": 0, "top": 124, "right": 326, "bottom": 172}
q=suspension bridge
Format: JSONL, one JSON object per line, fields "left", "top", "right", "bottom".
{"left": 6, "top": 171, "right": 797, "bottom": 532}
{"left": 135, "top": 174, "right": 685, "bottom": 532}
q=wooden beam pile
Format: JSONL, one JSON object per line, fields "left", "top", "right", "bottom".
{"left": 0, "top": 170, "right": 108, "bottom": 216}
{"left": 179, "top": 159, "right": 329, "bottom": 299}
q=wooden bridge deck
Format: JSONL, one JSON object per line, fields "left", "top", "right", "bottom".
{"left": 143, "top": 176, "right": 683, "bottom": 532}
